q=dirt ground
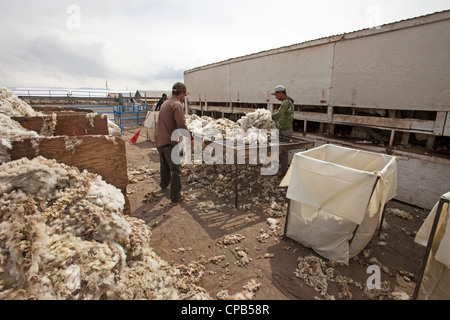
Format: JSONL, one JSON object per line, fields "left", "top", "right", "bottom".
{"left": 122, "top": 127, "right": 429, "bottom": 300}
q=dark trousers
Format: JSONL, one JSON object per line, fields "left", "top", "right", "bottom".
{"left": 157, "top": 145, "right": 182, "bottom": 202}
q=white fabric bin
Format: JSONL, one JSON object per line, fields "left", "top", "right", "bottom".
{"left": 280, "top": 144, "right": 397, "bottom": 264}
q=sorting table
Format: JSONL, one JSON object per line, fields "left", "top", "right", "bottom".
{"left": 206, "top": 135, "right": 315, "bottom": 208}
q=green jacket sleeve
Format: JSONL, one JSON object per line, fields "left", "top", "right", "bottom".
{"left": 272, "top": 99, "right": 294, "bottom": 130}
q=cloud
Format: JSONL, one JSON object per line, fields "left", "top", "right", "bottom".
{"left": 25, "top": 33, "right": 111, "bottom": 77}
{"left": 0, "top": 0, "right": 449, "bottom": 90}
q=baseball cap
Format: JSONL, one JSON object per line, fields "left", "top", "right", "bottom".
{"left": 172, "top": 82, "right": 187, "bottom": 94}
{"left": 271, "top": 85, "right": 286, "bottom": 95}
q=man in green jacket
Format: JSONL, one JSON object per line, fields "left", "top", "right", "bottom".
{"left": 271, "top": 85, "right": 294, "bottom": 177}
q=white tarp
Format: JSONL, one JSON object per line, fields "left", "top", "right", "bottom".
{"left": 280, "top": 144, "right": 397, "bottom": 264}
{"left": 143, "top": 111, "right": 159, "bottom": 142}
{"left": 414, "top": 191, "right": 450, "bottom": 300}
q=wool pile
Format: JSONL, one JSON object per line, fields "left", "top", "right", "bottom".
{"left": 187, "top": 114, "right": 238, "bottom": 140}
{"left": 0, "top": 88, "right": 44, "bottom": 118}
{"left": 0, "top": 157, "right": 185, "bottom": 299}
{"left": 186, "top": 109, "right": 277, "bottom": 145}
{"left": 0, "top": 88, "right": 43, "bottom": 163}
{"left": 236, "top": 108, "right": 276, "bottom": 131}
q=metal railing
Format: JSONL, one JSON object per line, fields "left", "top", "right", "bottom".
{"left": 12, "top": 88, "right": 134, "bottom": 98}
{"left": 113, "top": 103, "right": 154, "bottom": 133}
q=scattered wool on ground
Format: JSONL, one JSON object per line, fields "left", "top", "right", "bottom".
{"left": 386, "top": 207, "right": 414, "bottom": 221}
{"left": 183, "top": 164, "right": 286, "bottom": 209}
{"left": 294, "top": 255, "right": 405, "bottom": 300}
{"left": 216, "top": 279, "right": 261, "bottom": 300}
{"left": 217, "top": 234, "right": 246, "bottom": 247}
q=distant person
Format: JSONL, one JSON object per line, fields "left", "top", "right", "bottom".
{"left": 271, "top": 85, "right": 294, "bottom": 178}
{"left": 154, "top": 83, "right": 191, "bottom": 203}
{"left": 154, "top": 93, "right": 167, "bottom": 111}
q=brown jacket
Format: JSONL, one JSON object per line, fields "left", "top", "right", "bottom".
{"left": 154, "top": 96, "right": 189, "bottom": 147}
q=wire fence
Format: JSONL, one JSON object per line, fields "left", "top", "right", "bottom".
{"left": 12, "top": 88, "right": 134, "bottom": 98}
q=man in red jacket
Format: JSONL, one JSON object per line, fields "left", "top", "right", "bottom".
{"left": 154, "top": 82, "right": 190, "bottom": 203}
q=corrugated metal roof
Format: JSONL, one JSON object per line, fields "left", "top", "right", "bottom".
{"left": 135, "top": 90, "right": 168, "bottom": 97}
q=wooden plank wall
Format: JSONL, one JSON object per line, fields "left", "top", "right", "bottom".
{"left": 394, "top": 151, "right": 450, "bottom": 210}
{"left": 12, "top": 113, "right": 109, "bottom": 136}
{"left": 9, "top": 136, "right": 130, "bottom": 215}
{"left": 10, "top": 110, "right": 130, "bottom": 215}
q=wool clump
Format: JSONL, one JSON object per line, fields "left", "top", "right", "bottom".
{"left": 186, "top": 109, "right": 276, "bottom": 144}
{"left": 0, "top": 88, "right": 44, "bottom": 118}
{"left": 0, "top": 88, "right": 43, "bottom": 163}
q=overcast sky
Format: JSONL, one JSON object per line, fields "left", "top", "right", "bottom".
{"left": 0, "top": 0, "right": 449, "bottom": 91}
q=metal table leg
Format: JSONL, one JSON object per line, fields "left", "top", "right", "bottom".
{"left": 283, "top": 199, "right": 291, "bottom": 238}
{"left": 235, "top": 163, "right": 238, "bottom": 208}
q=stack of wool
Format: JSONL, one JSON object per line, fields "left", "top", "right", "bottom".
{"left": 0, "top": 157, "right": 192, "bottom": 300}
{"left": 236, "top": 108, "right": 276, "bottom": 131}
{"left": 186, "top": 114, "right": 238, "bottom": 140}
{"left": 0, "top": 88, "right": 43, "bottom": 163}
{"left": 236, "top": 109, "right": 277, "bottom": 145}
{"left": 186, "top": 109, "right": 276, "bottom": 145}
{"left": 0, "top": 88, "right": 44, "bottom": 117}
